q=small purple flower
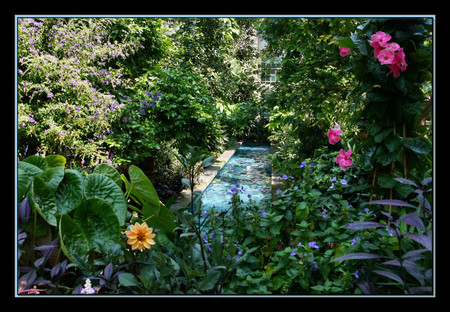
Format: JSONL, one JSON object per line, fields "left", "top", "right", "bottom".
{"left": 139, "top": 107, "right": 145, "bottom": 114}
{"left": 28, "top": 117, "right": 36, "bottom": 124}
{"left": 247, "top": 194, "right": 251, "bottom": 198}
{"left": 290, "top": 249, "right": 297, "bottom": 256}
{"left": 260, "top": 210, "right": 267, "bottom": 217}
{"left": 340, "top": 179, "right": 348, "bottom": 185}
{"left": 309, "top": 241, "right": 319, "bottom": 249}
{"left": 230, "top": 187, "right": 237, "bottom": 194}
{"left": 237, "top": 249, "right": 243, "bottom": 255}
{"left": 299, "top": 161, "right": 306, "bottom": 168}
{"left": 282, "top": 174, "right": 288, "bottom": 180}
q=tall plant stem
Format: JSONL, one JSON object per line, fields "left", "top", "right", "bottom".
{"left": 369, "top": 169, "right": 377, "bottom": 203}
{"left": 403, "top": 122, "right": 408, "bottom": 179}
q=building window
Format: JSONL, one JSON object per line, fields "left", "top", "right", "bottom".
{"left": 259, "top": 60, "right": 281, "bottom": 84}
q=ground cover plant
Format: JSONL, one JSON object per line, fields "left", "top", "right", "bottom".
{"left": 16, "top": 16, "right": 433, "bottom": 296}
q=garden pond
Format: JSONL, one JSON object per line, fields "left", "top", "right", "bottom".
{"left": 195, "top": 142, "right": 272, "bottom": 213}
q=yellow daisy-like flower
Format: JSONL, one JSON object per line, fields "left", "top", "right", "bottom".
{"left": 125, "top": 222, "right": 156, "bottom": 251}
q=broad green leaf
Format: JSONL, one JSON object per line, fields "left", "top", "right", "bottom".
{"left": 22, "top": 155, "right": 48, "bottom": 171}
{"left": 201, "top": 155, "right": 216, "bottom": 168}
{"left": 146, "top": 202, "right": 177, "bottom": 234}
{"left": 338, "top": 37, "right": 356, "bottom": 49}
{"left": 38, "top": 166, "right": 65, "bottom": 192}
{"left": 84, "top": 174, "right": 127, "bottom": 226}
{"left": 196, "top": 269, "right": 221, "bottom": 291}
{"left": 30, "top": 176, "right": 57, "bottom": 226}
{"left": 44, "top": 155, "right": 66, "bottom": 168}
{"left": 73, "top": 198, "right": 121, "bottom": 252}
{"left": 18, "top": 161, "right": 43, "bottom": 185}
{"left": 118, "top": 273, "right": 140, "bottom": 287}
{"left": 59, "top": 214, "right": 90, "bottom": 265}
{"left": 402, "top": 138, "right": 431, "bottom": 155}
{"left": 295, "top": 202, "right": 309, "bottom": 221}
{"left": 55, "top": 169, "right": 84, "bottom": 215}
{"left": 128, "top": 165, "right": 160, "bottom": 208}
{"left": 93, "top": 163, "right": 122, "bottom": 188}
{"left": 18, "top": 168, "right": 29, "bottom": 202}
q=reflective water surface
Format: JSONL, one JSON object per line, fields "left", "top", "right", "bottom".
{"left": 196, "top": 143, "right": 272, "bottom": 213}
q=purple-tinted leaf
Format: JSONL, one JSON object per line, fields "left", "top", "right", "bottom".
{"left": 331, "top": 253, "right": 385, "bottom": 262}
{"left": 51, "top": 264, "right": 61, "bottom": 279}
{"left": 366, "top": 199, "right": 417, "bottom": 209}
{"left": 19, "top": 197, "right": 31, "bottom": 224}
{"left": 373, "top": 270, "right": 405, "bottom": 285}
{"left": 33, "top": 243, "right": 58, "bottom": 251}
{"left": 409, "top": 287, "right": 433, "bottom": 295}
{"left": 404, "top": 234, "right": 432, "bottom": 250}
{"left": 18, "top": 270, "right": 37, "bottom": 287}
{"left": 421, "top": 177, "right": 432, "bottom": 187}
{"left": 380, "top": 211, "right": 393, "bottom": 220}
{"left": 357, "top": 281, "right": 378, "bottom": 295}
{"left": 417, "top": 194, "right": 431, "bottom": 211}
{"left": 394, "top": 177, "right": 418, "bottom": 187}
{"left": 33, "top": 238, "right": 59, "bottom": 267}
{"left": 104, "top": 263, "right": 113, "bottom": 280}
{"left": 382, "top": 259, "right": 423, "bottom": 272}
{"left": 402, "top": 248, "right": 430, "bottom": 260}
{"left": 345, "top": 222, "right": 384, "bottom": 230}
{"left": 396, "top": 212, "right": 426, "bottom": 232}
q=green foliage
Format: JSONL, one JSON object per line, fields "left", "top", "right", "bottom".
{"left": 17, "top": 17, "right": 433, "bottom": 296}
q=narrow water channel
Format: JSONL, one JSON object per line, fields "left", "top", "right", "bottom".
{"left": 195, "top": 142, "right": 272, "bottom": 213}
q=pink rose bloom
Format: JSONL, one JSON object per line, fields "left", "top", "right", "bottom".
{"left": 327, "top": 123, "right": 343, "bottom": 145}
{"left": 370, "top": 31, "right": 392, "bottom": 49}
{"left": 336, "top": 149, "right": 353, "bottom": 170}
{"left": 339, "top": 46, "right": 351, "bottom": 57}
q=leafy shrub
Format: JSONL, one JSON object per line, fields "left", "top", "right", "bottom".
{"left": 17, "top": 18, "right": 144, "bottom": 166}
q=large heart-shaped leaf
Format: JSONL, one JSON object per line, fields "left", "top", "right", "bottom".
{"left": 55, "top": 169, "right": 84, "bottom": 215}
{"left": 18, "top": 161, "right": 43, "bottom": 185}
{"left": 93, "top": 163, "right": 122, "bottom": 188}
{"left": 84, "top": 174, "right": 127, "bottom": 226}
{"left": 38, "top": 166, "right": 65, "bottom": 192}
{"left": 22, "top": 155, "right": 48, "bottom": 171}
{"left": 73, "top": 198, "right": 121, "bottom": 252}
{"left": 59, "top": 214, "right": 90, "bottom": 265}
{"left": 30, "top": 176, "right": 57, "bottom": 226}
{"left": 18, "top": 168, "right": 29, "bottom": 202}
{"left": 128, "top": 165, "right": 160, "bottom": 208}
{"left": 44, "top": 155, "right": 66, "bottom": 168}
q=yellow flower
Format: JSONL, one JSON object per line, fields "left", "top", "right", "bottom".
{"left": 125, "top": 222, "right": 156, "bottom": 251}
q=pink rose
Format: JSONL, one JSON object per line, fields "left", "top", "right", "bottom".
{"left": 336, "top": 149, "right": 353, "bottom": 170}
{"left": 339, "top": 46, "right": 351, "bottom": 57}
{"left": 327, "top": 123, "right": 343, "bottom": 145}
